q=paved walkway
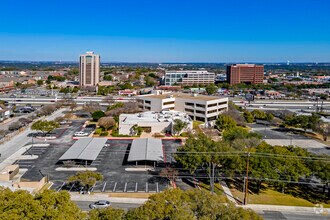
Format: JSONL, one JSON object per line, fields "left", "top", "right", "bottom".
{"left": 219, "top": 180, "right": 238, "bottom": 205}
{"left": 0, "top": 108, "right": 66, "bottom": 164}
{"left": 69, "top": 192, "right": 148, "bottom": 204}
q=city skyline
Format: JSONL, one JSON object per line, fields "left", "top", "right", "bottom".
{"left": 1, "top": 0, "right": 330, "bottom": 62}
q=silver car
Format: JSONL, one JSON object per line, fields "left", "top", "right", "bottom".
{"left": 89, "top": 200, "right": 111, "bottom": 209}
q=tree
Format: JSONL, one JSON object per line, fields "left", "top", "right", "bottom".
{"left": 251, "top": 109, "right": 267, "bottom": 120}
{"left": 222, "top": 126, "right": 261, "bottom": 142}
{"left": 92, "top": 110, "right": 106, "bottom": 121}
{"left": 103, "top": 75, "right": 113, "bottom": 81}
{"left": 176, "top": 134, "right": 232, "bottom": 193}
{"left": 39, "top": 105, "right": 57, "bottom": 116}
{"left": 125, "top": 189, "right": 261, "bottom": 220}
{"left": 83, "top": 102, "right": 101, "bottom": 114}
{"left": 215, "top": 114, "right": 237, "bottom": 131}
{"left": 243, "top": 111, "right": 254, "bottom": 123}
{"left": 160, "top": 167, "right": 179, "bottom": 186}
{"left": 31, "top": 120, "right": 60, "bottom": 134}
{"left": 9, "top": 121, "right": 23, "bottom": 131}
{"left": 37, "top": 80, "right": 44, "bottom": 86}
{"left": 68, "top": 171, "right": 103, "bottom": 189}
{"left": 314, "top": 121, "right": 330, "bottom": 141}
{"left": 0, "top": 188, "right": 85, "bottom": 219}
{"left": 265, "top": 113, "right": 274, "bottom": 122}
{"left": 89, "top": 207, "right": 125, "bottom": 220}
{"left": 98, "top": 117, "right": 116, "bottom": 130}
{"left": 205, "top": 84, "right": 218, "bottom": 95}
{"left": 172, "top": 119, "right": 188, "bottom": 135}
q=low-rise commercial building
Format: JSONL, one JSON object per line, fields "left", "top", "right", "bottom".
{"left": 119, "top": 110, "right": 193, "bottom": 135}
{"left": 137, "top": 93, "right": 228, "bottom": 124}
{"left": 164, "top": 70, "right": 215, "bottom": 86}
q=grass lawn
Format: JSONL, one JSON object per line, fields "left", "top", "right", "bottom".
{"left": 193, "top": 121, "right": 204, "bottom": 133}
{"left": 229, "top": 185, "right": 330, "bottom": 208}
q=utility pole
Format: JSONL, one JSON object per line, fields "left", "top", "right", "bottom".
{"left": 243, "top": 152, "right": 250, "bottom": 205}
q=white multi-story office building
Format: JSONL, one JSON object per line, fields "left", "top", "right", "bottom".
{"left": 137, "top": 93, "right": 228, "bottom": 124}
{"left": 79, "top": 52, "right": 100, "bottom": 87}
{"left": 164, "top": 70, "right": 215, "bottom": 86}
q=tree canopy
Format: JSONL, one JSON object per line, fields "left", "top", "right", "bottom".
{"left": 31, "top": 120, "right": 59, "bottom": 134}
{"left": 68, "top": 171, "right": 103, "bottom": 189}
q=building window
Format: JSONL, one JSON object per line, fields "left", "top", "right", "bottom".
{"left": 207, "top": 103, "right": 217, "bottom": 108}
{"left": 185, "top": 108, "right": 194, "bottom": 113}
{"left": 218, "top": 101, "right": 227, "bottom": 105}
{"left": 163, "top": 101, "right": 175, "bottom": 105}
{"left": 196, "top": 110, "right": 205, "bottom": 114}
{"left": 196, "top": 104, "right": 205, "bottom": 108}
{"left": 207, "top": 109, "right": 217, "bottom": 114}
{"left": 195, "top": 116, "right": 205, "bottom": 122}
{"left": 207, "top": 116, "right": 217, "bottom": 121}
{"left": 185, "top": 102, "right": 194, "bottom": 107}
{"left": 145, "top": 100, "right": 151, "bottom": 104}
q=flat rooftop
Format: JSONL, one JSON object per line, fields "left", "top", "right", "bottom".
{"left": 138, "top": 93, "right": 227, "bottom": 101}
{"left": 120, "top": 110, "right": 192, "bottom": 125}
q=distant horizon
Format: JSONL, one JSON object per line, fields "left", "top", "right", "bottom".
{"left": 0, "top": 60, "right": 329, "bottom": 64}
{"left": 1, "top": 0, "right": 330, "bottom": 62}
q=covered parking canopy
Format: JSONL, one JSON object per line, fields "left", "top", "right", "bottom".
{"left": 58, "top": 138, "right": 107, "bottom": 163}
{"left": 127, "top": 138, "right": 164, "bottom": 163}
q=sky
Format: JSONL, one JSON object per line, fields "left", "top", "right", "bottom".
{"left": 1, "top": 0, "right": 330, "bottom": 62}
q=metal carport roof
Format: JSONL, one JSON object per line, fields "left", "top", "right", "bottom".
{"left": 59, "top": 138, "right": 107, "bottom": 161}
{"left": 127, "top": 138, "right": 164, "bottom": 162}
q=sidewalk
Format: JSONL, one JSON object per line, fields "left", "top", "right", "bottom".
{"left": 69, "top": 192, "right": 148, "bottom": 204}
{"left": 0, "top": 108, "right": 66, "bottom": 164}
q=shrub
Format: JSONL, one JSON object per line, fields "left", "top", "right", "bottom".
{"left": 94, "top": 128, "right": 103, "bottom": 135}
{"left": 100, "top": 131, "right": 109, "bottom": 136}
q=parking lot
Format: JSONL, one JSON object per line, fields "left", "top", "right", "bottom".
{"left": 15, "top": 138, "right": 183, "bottom": 193}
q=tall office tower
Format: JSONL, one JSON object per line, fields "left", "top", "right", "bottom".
{"left": 79, "top": 52, "right": 100, "bottom": 87}
{"left": 226, "top": 64, "right": 264, "bottom": 85}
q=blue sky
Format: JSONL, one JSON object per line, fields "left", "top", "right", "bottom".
{"left": 1, "top": 0, "right": 330, "bottom": 62}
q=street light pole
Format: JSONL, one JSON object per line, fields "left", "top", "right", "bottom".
{"left": 243, "top": 152, "right": 250, "bottom": 205}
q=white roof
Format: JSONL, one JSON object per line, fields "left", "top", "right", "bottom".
{"left": 59, "top": 138, "right": 107, "bottom": 161}
{"left": 127, "top": 138, "right": 164, "bottom": 162}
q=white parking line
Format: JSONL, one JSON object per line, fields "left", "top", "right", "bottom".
{"left": 102, "top": 182, "right": 107, "bottom": 192}
{"left": 135, "top": 182, "right": 138, "bottom": 192}
{"left": 69, "top": 183, "right": 75, "bottom": 192}
{"left": 124, "top": 182, "right": 127, "bottom": 192}
{"left": 113, "top": 182, "right": 117, "bottom": 192}
{"left": 156, "top": 182, "right": 159, "bottom": 192}
{"left": 57, "top": 182, "right": 65, "bottom": 192}
{"left": 146, "top": 182, "right": 148, "bottom": 192}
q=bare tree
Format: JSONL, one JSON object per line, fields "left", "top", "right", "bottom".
{"left": 82, "top": 102, "right": 101, "bottom": 114}
{"left": 98, "top": 117, "right": 116, "bottom": 130}
{"left": 160, "top": 167, "right": 179, "bottom": 187}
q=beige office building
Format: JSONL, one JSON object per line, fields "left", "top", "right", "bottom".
{"left": 137, "top": 93, "right": 228, "bottom": 124}
{"left": 79, "top": 52, "right": 100, "bottom": 87}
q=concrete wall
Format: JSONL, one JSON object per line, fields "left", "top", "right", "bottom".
{"left": 0, "top": 165, "right": 19, "bottom": 181}
{"left": 13, "top": 176, "right": 48, "bottom": 191}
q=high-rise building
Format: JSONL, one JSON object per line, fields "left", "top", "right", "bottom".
{"left": 164, "top": 70, "right": 215, "bottom": 86}
{"left": 79, "top": 52, "right": 100, "bottom": 87}
{"left": 226, "top": 64, "right": 264, "bottom": 85}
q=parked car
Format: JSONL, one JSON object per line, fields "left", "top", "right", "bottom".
{"left": 89, "top": 200, "right": 111, "bottom": 209}
{"left": 74, "top": 131, "right": 89, "bottom": 137}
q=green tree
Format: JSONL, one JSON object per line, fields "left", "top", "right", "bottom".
{"left": 205, "top": 84, "right": 218, "bottom": 95}
{"left": 125, "top": 189, "right": 261, "bottom": 220}
{"left": 223, "top": 126, "right": 261, "bottom": 142}
{"left": 176, "top": 134, "right": 232, "bottom": 193}
{"left": 103, "top": 75, "right": 113, "bottom": 81}
{"left": 89, "top": 207, "right": 125, "bottom": 220}
{"left": 314, "top": 121, "right": 330, "bottom": 141}
{"left": 31, "top": 120, "right": 60, "bottom": 134}
{"left": 251, "top": 109, "right": 267, "bottom": 120}
{"left": 92, "top": 110, "right": 106, "bottom": 121}
{"left": 68, "top": 171, "right": 103, "bottom": 189}
{"left": 172, "top": 119, "right": 188, "bottom": 135}
{"left": 266, "top": 113, "right": 274, "bottom": 122}
{"left": 37, "top": 80, "right": 44, "bottom": 86}
{"left": 0, "top": 188, "right": 85, "bottom": 220}
{"left": 215, "top": 114, "right": 237, "bottom": 131}
{"left": 243, "top": 111, "right": 254, "bottom": 123}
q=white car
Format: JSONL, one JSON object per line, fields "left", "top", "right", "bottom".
{"left": 74, "top": 131, "right": 89, "bottom": 137}
{"left": 89, "top": 200, "right": 111, "bottom": 209}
